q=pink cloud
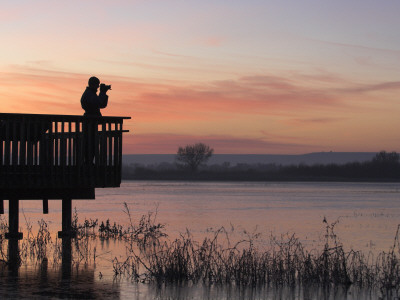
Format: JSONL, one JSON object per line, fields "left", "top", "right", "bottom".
{"left": 336, "top": 81, "right": 400, "bottom": 94}
{"left": 286, "top": 117, "right": 347, "bottom": 125}
{"left": 1, "top": 65, "right": 395, "bottom": 119}
{"left": 203, "top": 36, "right": 225, "bottom": 47}
{"left": 124, "top": 133, "right": 317, "bottom": 154}
{"left": 1, "top": 65, "right": 398, "bottom": 154}
{"left": 0, "top": 65, "right": 392, "bottom": 123}
{"left": 306, "top": 36, "right": 400, "bottom": 57}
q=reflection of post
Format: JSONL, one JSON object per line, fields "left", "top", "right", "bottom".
{"left": 59, "top": 197, "right": 73, "bottom": 280}
{"left": 6, "top": 198, "right": 22, "bottom": 268}
{"left": 61, "top": 237, "right": 72, "bottom": 279}
{"left": 8, "top": 238, "right": 20, "bottom": 272}
{"left": 39, "top": 256, "right": 48, "bottom": 287}
{"left": 7, "top": 238, "right": 20, "bottom": 300}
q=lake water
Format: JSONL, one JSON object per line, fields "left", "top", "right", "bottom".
{"left": 1, "top": 181, "right": 400, "bottom": 299}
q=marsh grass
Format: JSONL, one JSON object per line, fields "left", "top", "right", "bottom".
{"left": 0, "top": 203, "right": 400, "bottom": 297}
{"left": 122, "top": 202, "right": 167, "bottom": 249}
{"left": 0, "top": 216, "right": 8, "bottom": 262}
{"left": 20, "top": 214, "right": 52, "bottom": 263}
{"left": 107, "top": 206, "right": 400, "bottom": 296}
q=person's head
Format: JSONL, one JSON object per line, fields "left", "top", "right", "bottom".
{"left": 88, "top": 76, "right": 100, "bottom": 91}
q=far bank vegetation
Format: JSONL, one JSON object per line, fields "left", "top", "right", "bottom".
{"left": 122, "top": 151, "right": 400, "bottom": 181}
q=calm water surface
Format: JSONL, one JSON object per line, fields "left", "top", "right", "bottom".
{"left": 21, "top": 181, "right": 400, "bottom": 251}
{"left": 2, "top": 181, "right": 400, "bottom": 299}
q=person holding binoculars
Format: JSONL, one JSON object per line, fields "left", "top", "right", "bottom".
{"left": 81, "top": 76, "right": 111, "bottom": 117}
{"left": 80, "top": 76, "right": 112, "bottom": 164}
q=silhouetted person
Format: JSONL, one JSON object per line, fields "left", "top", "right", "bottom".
{"left": 81, "top": 76, "right": 110, "bottom": 116}
{"left": 81, "top": 76, "right": 111, "bottom": 164}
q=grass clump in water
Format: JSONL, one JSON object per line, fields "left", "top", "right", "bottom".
{"left": 1, "top": 203, "right": 400, "bottom": 297}
{"left": 109, "top": 207, "right": 400, "bottom": 296}
{"left": 21, "top": 218, "right": 52, "bottom": 262}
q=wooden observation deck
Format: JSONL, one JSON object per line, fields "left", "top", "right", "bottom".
{"left": 0, "top": 113, "right": 130, "bottom": 239}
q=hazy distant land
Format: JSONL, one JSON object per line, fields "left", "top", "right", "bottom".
{"left": 121, "top": 152, "right": 400, "bottom": 182}
{"left": 123, "top": 152, "right": 376, "bottom": 166}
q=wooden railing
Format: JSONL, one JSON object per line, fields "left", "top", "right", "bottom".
{"left": 0, "top": 113, "right": 130, "bottom": 190}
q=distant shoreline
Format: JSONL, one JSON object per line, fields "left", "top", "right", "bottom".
{"left": 122, "top": 151, "right": 400, "bottom": 183}
{"left": 123, "top": 177, "right": 399, "bottom": 183}
{"left": 123, "top": 152, "right": 377, "bottom": 166}
{"left": 122, "top": 171, "right": 399, "bottom": 183}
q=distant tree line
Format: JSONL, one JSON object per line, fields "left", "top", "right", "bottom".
{"left": 122, "top": 150, "right": 400, "bottom": 182}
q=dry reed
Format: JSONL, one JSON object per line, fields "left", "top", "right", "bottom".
{"left": 0, "top": 203, "right": 399, "bottom": 296}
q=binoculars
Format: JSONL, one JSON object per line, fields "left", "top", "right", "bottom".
{"left": 100, "top": 83, "right": 112, "bottom": 91}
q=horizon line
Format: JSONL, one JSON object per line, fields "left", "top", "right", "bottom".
{"left": 123, "top": 151, "right": 379, "bottom": 155}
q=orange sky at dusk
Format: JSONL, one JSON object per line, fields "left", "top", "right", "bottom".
{"left": 1, "top": 1, "right": 399, "bottom": 154}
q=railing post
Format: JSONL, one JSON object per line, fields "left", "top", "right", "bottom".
{"left": 114, "top": 121, "right": 119, "bottom": 185}
{"left": 118, "top": 121, "right": 123, "bottom": 183}
{"left": 93, "top": 119, "right": 99, "bottom": 186}
{"left": 4, "top": 117, "right": 10, "bottom": 167}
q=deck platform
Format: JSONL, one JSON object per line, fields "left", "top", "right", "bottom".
{"left": 0, "top": 113, "right": 130, "bottom": 240}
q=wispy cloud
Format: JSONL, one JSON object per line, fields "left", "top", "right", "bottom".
{"left": 151, "top": 50, "right": 195, "bottom": 59}
{"left": 306, "top": 36, "right": 400, "bottom": 56}
{"left": 336, "top": 81, "right": 400, "bottom": 94}
{"left": 285, "top": 117, "right": 346, "bottom": 126}
{"left": 125, "top": 133, "right": 317, "bottom": 154}
{"left": 1, "top": 65, "right": 398, "bottom": 153}
{"left": 201, "top": 36, "right": 225, "bottom": 47}
{"left": 0, "top": 64, "right": 394, "bottom": 120}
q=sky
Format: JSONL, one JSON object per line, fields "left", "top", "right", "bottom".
{"left": 0, "top": 0, "right": 399, "bottom": 154}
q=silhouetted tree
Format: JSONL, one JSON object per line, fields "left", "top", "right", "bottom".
{"left": 176, "top": 143, "right": 214, "bottom": 172}
{"left": 372, "top": 151, "right": 400, "bottom": 164}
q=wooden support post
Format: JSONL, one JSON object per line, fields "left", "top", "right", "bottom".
{"left": 5, "top": 198, "right": 23, "bottom": 240}
{"left": 62, "top": 197, "right": 71, "bottom": 233}
{"left": 43, "top": 198, "right": 48, "bottom": 214}
{"left": 0, "top": 199, "right": 3, "bottom": 214}
{"left": 8, "top": 238, "right": 20, "bottom": 270}
{"left": 58, "top": 198, "right": 75, "bottom": 238}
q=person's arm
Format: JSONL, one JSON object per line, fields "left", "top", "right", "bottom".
{"left": 98, "top": 92, "right": 108, "bottom": 108}
{"left": 83, "top": 90, "right": 108, "bottom": 109}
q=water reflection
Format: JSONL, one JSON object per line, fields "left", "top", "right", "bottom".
{"left": 7, "top": 238, "right": 20, "bottom": 272}
{"left": 2, "top": 181, "right": 400, "bottom": 299}
{"left": 61, "top": 237, "right": 72, "bottom": 279}
{"left": 121, "top": 282, "right": 382, "bottom": 300}
{"left": 0, "top": 238, "right": 120, "bottom": 299}
{"left": 0, "top": 238, "right": 389, "bottom": 300}
{"left": 0, "top": 263, "right": 120, "bottom": 299}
